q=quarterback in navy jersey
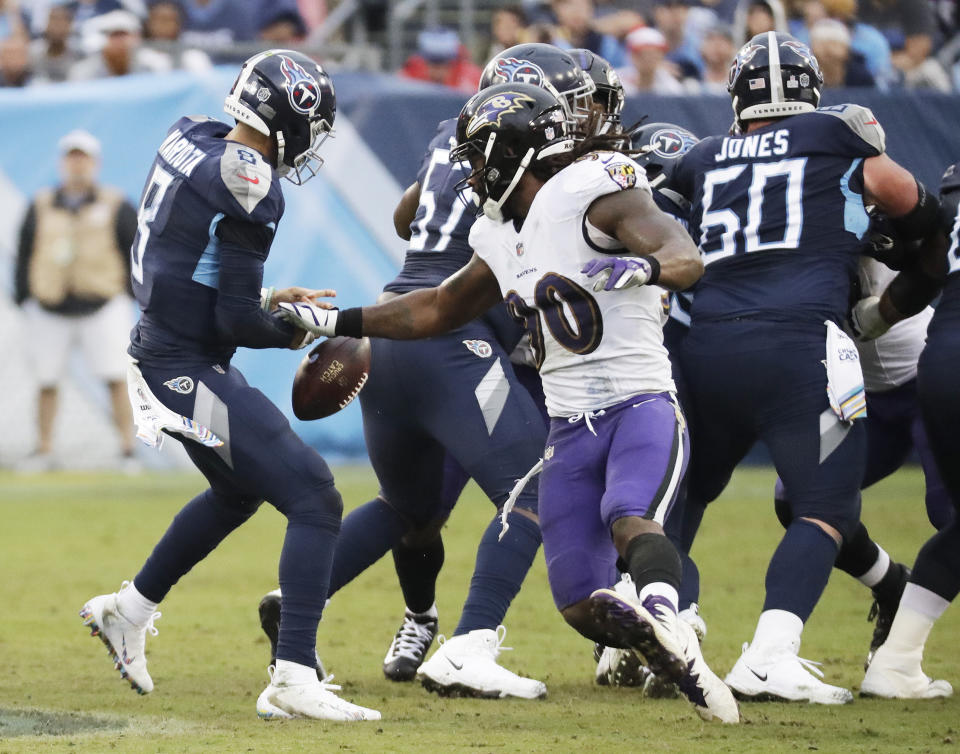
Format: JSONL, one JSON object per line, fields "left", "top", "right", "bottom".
{"left": 861, "top": 162, "right": 959, "bottom": 699}
{"left": 79, "top": 50, "right": 381, "bottom": 722}
{"left": 667, "top": 32, "right": 944, "bottom": 704}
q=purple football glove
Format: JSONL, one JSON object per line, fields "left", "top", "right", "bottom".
{"left": 580, "top": 257, "right": 654, "bottom": 292}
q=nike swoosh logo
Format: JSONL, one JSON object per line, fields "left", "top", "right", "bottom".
{"left": 238, "top": 174, "right": 260, "bottom": 184}
{"left": 446, "top": 656, "right": 463, "bottom": 671}
{"left": 748, "top": 667, "right": 767, "bottom": 682}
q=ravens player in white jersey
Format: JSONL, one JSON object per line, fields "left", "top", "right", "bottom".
{"left": 279, "top": 83, "right": 740, "bottom": 724}
{"left": 665, "top": 32, "right": 945, "bottom": 704}
{"left": 78, "top": 50, "right": 380, "bottom": 721}
{"left": 258, "top": 44, "right": 597, "bottom": 701}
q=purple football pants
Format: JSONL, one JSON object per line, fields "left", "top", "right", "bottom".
{"left": 539, "top": 392, "right": 689, "bottom": 611}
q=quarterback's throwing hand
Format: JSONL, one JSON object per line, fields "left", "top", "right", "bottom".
{"left": 278, "top": 301, "right": 339, "bottom": 337}
{"left": 581, "top": 257, "right": 654, "bottom": 292}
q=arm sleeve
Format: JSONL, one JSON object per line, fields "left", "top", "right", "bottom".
{"left": 115, "top": 200, "right": 138, "bottom": 295}
{"left": 213, "top": 215, "right": 298, "bottom": 349}
{"left": 14, "top": 203, "right": 36, "bottom": 305}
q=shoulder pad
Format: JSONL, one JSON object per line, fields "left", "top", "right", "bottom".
{"left": 434, "top": 118, "right": 458, "bottom": 150}
{"left": 183, "top": 114, "right": 215, "bottom": 124}
{"left": 561, "top": 153, "right": 650, "bottom": 196}
{"left": 219, "top": 142, "right": 275, "bottom": 215}
{"left": 817, "top": 104, "right": 885, "bottom": 154}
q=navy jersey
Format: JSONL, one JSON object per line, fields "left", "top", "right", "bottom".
{"left": 928, "top": 160, "right": 960, "bottom": 333}
{"left": 384, "top": 119, "right": 476, "bottom": 293}
{"left": 128, "top": 116, "right": 286, "bottom": 366}
{"left": 673, "top": 105, "right": 884, "bottom": 326}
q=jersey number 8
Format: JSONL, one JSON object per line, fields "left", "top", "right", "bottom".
{"left": 131, "top": 165, "right": 176, "bottom": 284}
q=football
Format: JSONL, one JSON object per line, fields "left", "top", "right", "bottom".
{"left": 291, "top": 336, "right": 371, "bottom": 420}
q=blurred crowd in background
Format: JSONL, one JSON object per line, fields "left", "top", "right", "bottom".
{"left": 0, "top": 0, "right": 958, "bottom": 94}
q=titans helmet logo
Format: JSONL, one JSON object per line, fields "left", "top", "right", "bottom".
{"left": 780, "top": 39, "right": 823, "bottom": 80}
{"left": 728, "top": 43, "right": 764, "bottom": 87}
{"left": 492, "top": 58, "right": 546, "bottom": 86}
{"left": 466, "top": 91, "right": 535, "bottom": 137}
{"left": 279, "top": 55, "right": 320, "bottom": 115}
{"left": 648, "top": 127, "right": 698, "bottom": 160}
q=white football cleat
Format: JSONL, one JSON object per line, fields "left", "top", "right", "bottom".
{"left": 725, "top": 640, "right": 853, "bottom": 704}
{"left": 79, "top": 585, "right": 160, "bottom": 695}
{"left": 417, "top": 626, "right": 547, "bottom": 699}
{"left": 675, "top": 619, "right": 740, "bottom": 723}
{"left": 257, "top": 664, "right": 381, "bottom": 721}
{"left": 860, "top": 646, "right": 953, "bottom": 699}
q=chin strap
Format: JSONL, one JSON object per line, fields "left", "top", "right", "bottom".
{"left": 483, "top": 147, "right": 534, "bottom": 222}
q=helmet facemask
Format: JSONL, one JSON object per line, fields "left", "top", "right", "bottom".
{"left": 278, "top": 116, "right": 334, "bottom": 185}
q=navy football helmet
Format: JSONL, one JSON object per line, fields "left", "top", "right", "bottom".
{"left": 451, "top": 82, "right": 575, "bottom": 222}
{"left": 629, "top": 122, "right": 699, "bottom": 189}
{"left": 224, "top": 49, "right": 336, "bottom": 185}
{"left": 728, "top": 32, "right": 822, "bottom": 131}
{"left": 570, "top": 48, "right": 625, "bottom": 132}
{"left": 479, "top": 43, "right": 595, "bottom": 125}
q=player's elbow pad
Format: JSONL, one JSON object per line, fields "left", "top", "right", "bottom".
{"left": 889, "top": 181, "right": 941, "bottom": 243}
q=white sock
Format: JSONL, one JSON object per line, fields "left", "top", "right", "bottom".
{"left": 408, "top": 603, "right": 438, "bottom": 619}
{"left": 637, "top": 582, "right": 679, "bottom": 613}
{"left": 858, "top": 545, "right": 891, "bottom": 589}
{"left": 882, "top": 584, "right": 949, "bottom": 656}
{"left": 274, "top": 659, "right": 318, "bottom": 684}
{"left": 750, "top": 609, "right": 803, "bottom": 652}
{"left": 116, "top": 582, "right": 159, "bottom": 627}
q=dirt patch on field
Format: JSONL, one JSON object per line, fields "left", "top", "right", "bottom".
{"left": 0, "top": 708, "right": 127, "bottom": 738}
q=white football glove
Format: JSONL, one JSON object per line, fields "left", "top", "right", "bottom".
{"left": 277, "top": 302, "right": 339, "bottom": 337}
{"left": 849, "top": 296, "right": 891, "bottom": 341}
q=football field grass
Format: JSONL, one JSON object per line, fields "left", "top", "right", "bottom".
{"left": 0, "top": 465, "right": 957, "bottom": 752}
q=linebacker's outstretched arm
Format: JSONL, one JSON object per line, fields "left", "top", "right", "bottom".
{"left": 278, "top": 254, "right": 503, "bottom": 341}
{"left": 585, "top": 186, "right": 704, "bottom": 291}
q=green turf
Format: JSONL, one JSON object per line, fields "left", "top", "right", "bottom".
{"left": 0, "top": 466, "right": 956, "bottom": 752}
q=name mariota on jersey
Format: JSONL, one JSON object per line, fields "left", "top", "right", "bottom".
{"left": 157, "top": 129, "right": 207, "bottom": 177}
{"left": 715, "top": 129, "right": 790, "bottom": 162}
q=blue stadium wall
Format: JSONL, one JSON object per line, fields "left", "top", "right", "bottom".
{"left": 1, "top": 69, "right": 957, "bottom": 460}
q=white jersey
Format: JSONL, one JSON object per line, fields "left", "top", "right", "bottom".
{"left": 470, "top": 152, "right": 675, "bottom": 417}
{"left": 856, "top": 256, "right": 933, "bottom": 392}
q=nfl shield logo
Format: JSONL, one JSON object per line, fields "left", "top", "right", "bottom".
{"left": 516, "top": 242, "right": 525, "bottom": 256}
{"left": 463, "top": 339, "right": 493, "bottom": 358}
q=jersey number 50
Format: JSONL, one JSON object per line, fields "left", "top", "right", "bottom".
{"left": 506, "top": 273, "right": 604, "bottom": 367}
{"left": 699, "top": 157, "right": 807, "bottom": 263}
